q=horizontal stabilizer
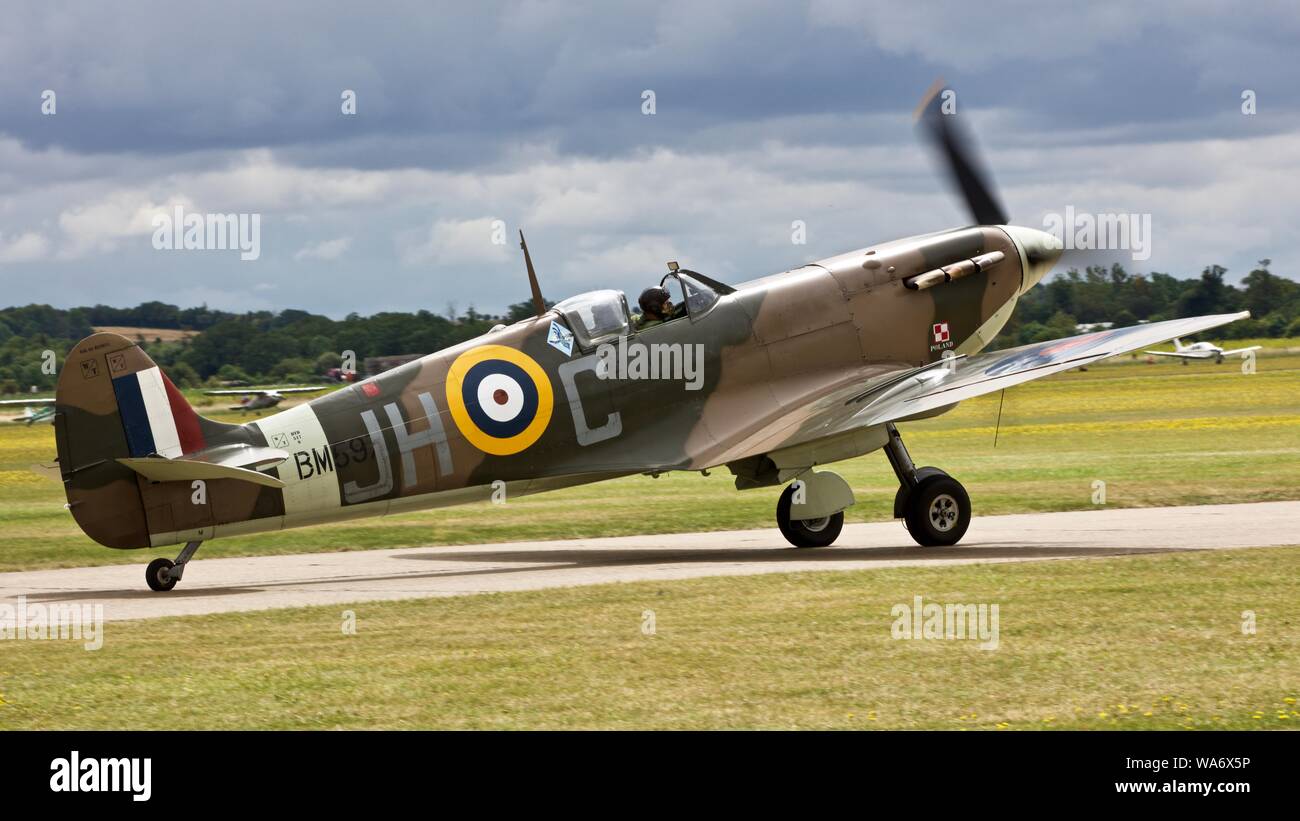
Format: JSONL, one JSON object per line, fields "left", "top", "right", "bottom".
{"left": 176, "top": 443, "right": 289, "bottom": 471}
{"left": 117, "top": 456, "right": 286, "bottom": 488}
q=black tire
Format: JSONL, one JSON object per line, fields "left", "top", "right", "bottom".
{"left": 146, "top": 558, "right": 177, "bottom": 592}
{"left": 902, "top": 474, "right": 971, "bottom": 547}
{"left": 776, "top": 483, "right": 844, "bottom": 548}
{"left": 892, "top": 466, "right": 948, "bottom": 519}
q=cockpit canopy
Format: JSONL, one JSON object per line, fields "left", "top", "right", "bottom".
{"left": 552, "top": 289, "right": 630, "bottom": 349}
{"left": 677, "top": 271, "right": 721, "bottom": 315}
{"left": 551, "top": 271, "right": 730, "bottom": 350}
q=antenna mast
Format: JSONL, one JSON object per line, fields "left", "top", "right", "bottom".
{"left": 519, "top": 230, "right": 546, "bottom": 318}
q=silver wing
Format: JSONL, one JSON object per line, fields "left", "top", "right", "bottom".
{"left": 828, "top": 311, "right": 1249, "bottom": 432}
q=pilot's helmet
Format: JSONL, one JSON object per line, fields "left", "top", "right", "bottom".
{"left": 638, "top": 286, "right": 671, "bottom": 316}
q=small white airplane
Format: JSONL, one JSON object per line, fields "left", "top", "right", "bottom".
{"left": 1143, "top": 337, "right": 1262, "bottom": 364}
{"left": 0, "top": 397, "right": 56, "bottom": 424}
{"left": 204, "top": 386, "right": 328, "bottom": 411}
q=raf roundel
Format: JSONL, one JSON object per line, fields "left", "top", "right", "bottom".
{"left": 446, "top": 345, "right": 554, "bottom": 455}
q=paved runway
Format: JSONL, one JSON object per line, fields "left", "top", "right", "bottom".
{"left": 2, "top": 501, "right": 1296, "bottom": 622}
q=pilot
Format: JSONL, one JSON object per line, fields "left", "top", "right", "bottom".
{"left": 636, "top": 286, "right": 674, "bottom": 330}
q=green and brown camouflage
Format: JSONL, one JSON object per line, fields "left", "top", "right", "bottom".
{"left": 53, "top": 223, "right": 1058, "bottom": 550}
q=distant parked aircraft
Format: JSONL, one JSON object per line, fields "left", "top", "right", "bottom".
{"left": 1143, "top": 338, "right": 1261, "bottom": 364}
{"left": 204, "top": 386, "right": 328, "bottom": 411}
{"left": 0, "top": 398, "right": 55, "bottom": 425}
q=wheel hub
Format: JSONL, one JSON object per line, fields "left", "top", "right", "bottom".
{"left": 929, "top": 493, "right": 959, "bottom": 532}
{"left": 799, "top": 516, "right": 831, "bottom": 532}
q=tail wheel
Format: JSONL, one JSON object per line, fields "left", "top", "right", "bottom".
{"left": 776, "top": 483, "right": 844, "bottom": 548}
{"left": 903, "top": 474, "right": 971, "bottom": 547}
{"left": 146, "top": 558, "right": 177, "bottom": 592}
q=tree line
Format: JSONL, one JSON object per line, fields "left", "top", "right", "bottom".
{"left": 994, "top": 261, "right": 1297, "bottom": 346}
{"left": 0, "top": 300, "right": 540, "bottom": 394}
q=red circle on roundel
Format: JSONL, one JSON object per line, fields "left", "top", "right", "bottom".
{"left": 492, "top": 388, "right": 508, "bottom": 405}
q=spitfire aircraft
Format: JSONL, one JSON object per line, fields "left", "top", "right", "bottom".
{"left": 1, "top": 398, "right": 55, "bottom": 425}
{"left": 1144, "top": 337, "right": 1262, "bottom": 364}
{"left": 49, "top": 85, "right": 1249, "bottom": 590}
{"left": 204, "top": 386, "right": 329, "bottom": 412}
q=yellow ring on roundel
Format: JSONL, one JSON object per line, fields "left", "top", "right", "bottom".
{"left": 445, "top": 344, "right": 553, "bottom": 455}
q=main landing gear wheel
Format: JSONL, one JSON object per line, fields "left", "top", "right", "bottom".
{"left": 146, "top": 558, "right": 177, "bottom": 592}
{"left": 892, "top": 466, "right": 948, "bottom": 520}
{"left": 902, "top": 474, "right": 971, "bottom": 547}
{"left": 883, "top": 422, "right": 971, "bottom": 548}
{"left": 776, "top": 483, "right": 844, "bottom": 548}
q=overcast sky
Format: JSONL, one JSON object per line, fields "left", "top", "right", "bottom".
{"left": 1, "top": 1, "right": 1296, "bottom": 317}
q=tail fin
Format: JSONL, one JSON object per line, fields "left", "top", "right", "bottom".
{"left": 55, "top": 332, "right": 237, "bottom": 548}
{"left": 1173, "top": 337, "right": 1185, "bottom": 351}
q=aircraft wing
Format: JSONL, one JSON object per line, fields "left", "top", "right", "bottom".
{"left": 1219, "top": 345, "right": 1263, "bottom": 356}
{"left": 834, "top": 311, "right": 1249, "bottom": 430}
{"left": 1141, "top": 349, "right": 1201, "bottom": 358}
{"left": 272, "top": 386, "right": 328, "bottom": 394}
{"left": 0, "top": 398, "right": 55, "bottom": 405}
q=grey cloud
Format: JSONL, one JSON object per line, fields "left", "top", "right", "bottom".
{"left": 0, "top": 1, "right": 1296, "bottom": 317}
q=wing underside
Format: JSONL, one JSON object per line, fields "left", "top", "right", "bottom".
{"left": 803, "top": 311, "right": 1250, "bottom": 438}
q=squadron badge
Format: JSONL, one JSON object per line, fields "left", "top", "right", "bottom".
{"left": 546, "top": 320, "right": 574, "bottom": 357}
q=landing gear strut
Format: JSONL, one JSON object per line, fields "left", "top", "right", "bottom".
{"left": 884, "top": 423, "right": 970, "bottom": 547}
{"left": 146, "top": 540, "right": 203, "bottom": 592}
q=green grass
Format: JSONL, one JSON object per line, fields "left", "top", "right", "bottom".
{"left": 0, "top": 546, "right": 1295, "bottom": 729}
{"left": 2, "top": 347, "right": 1298, "bottom": 572}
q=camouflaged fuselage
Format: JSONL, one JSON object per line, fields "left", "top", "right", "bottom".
{"left": 56, "top": 225, "right": 1030, "bottom": 549}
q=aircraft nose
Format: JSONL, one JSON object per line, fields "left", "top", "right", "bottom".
{"left": 1001, "top": 225, "right": 1063, "bottom": 294}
